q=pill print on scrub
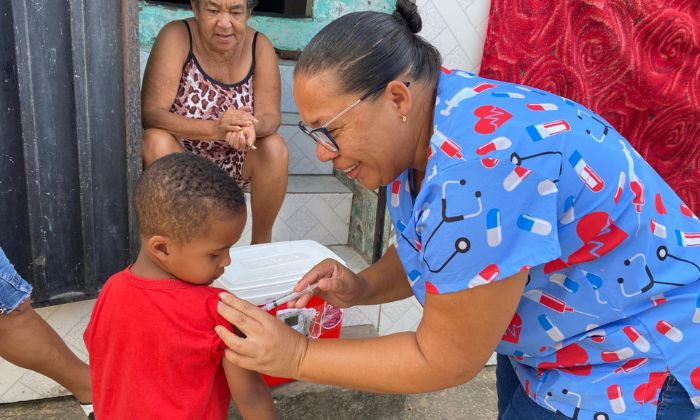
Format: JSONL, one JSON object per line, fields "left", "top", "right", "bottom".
{"left": 623, "top": 326, "right": 651, "bottom": 352}
{"left": 526, "top": 119, "right": 571, "bottom": 141}
{"left": 607, "top": 384, "right": 626, "bottom": 414}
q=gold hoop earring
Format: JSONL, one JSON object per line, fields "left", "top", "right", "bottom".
{"left": 401, "top": 114, "right": 407, "bottom": 123}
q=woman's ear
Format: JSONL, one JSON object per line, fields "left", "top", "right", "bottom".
{"left": 148, "top": 235, "right": 172, "bottom": 264}
{"left": 386, "top": 80, "right": 412, "bottom": 117}
{"left": 190, "top": 0, "right": 200, "bottom": 18}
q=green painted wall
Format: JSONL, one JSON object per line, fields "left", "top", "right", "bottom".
{"left": 139, "top": 0, "right": 393, "bottom": 52}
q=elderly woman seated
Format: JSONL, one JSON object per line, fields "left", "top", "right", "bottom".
{"left": 141, "top": 0, "right": 288, "bottom": 244}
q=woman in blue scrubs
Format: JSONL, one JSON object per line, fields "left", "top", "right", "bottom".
{"left": 215, "top": 1, "right": 700, "bottom": 418}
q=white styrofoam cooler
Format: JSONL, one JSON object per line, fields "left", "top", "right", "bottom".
{"left": 212, "top": 240, "right": 346, "bottom": 305}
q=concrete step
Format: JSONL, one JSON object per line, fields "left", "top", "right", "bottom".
{"left": 236, "top": 175, "right": 351, "bottom": 246}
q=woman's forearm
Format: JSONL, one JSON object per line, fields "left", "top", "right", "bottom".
{"left": 298, "top": 333, "right": 478, "bottom": 393}
{"left": 253, "top": 112, "right": 281, "bottom": 138}
{"left": 143, "top": 108, "right": 219, "bottom": 141}
{"left": 354, "top": 246, "right": 413, "bottom": 305}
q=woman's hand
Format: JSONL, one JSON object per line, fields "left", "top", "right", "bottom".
{"left": 225, "top": 123, "right": 257, "bottom": 150}
{"left": 289, "top": 258, "right": 366, "bottom": 309}
{"left": 221, "top": 106, "right": 257, "bottom": 150}
{"left": 215, "top": 293, "right": 308, "bottom": 379}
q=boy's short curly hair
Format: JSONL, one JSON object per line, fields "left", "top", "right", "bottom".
{"left": 134, "top": 153, "right": 246, "bottom": 242}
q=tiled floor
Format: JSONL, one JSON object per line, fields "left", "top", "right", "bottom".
{"left": 0, "top": 301, "right": 92, "bottom": 403}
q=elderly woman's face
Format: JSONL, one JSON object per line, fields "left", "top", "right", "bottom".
{"left": 294, "top": 72, "right": 412, "bottom": 191}
{"left": 192, "top": 0, "right": 249, "bottom": 51}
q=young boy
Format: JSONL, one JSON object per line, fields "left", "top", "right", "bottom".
{"left": 84, "top": 153, "right": 276, "bottom": 419}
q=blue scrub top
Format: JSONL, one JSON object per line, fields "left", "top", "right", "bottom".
{"left": 387, "top": 68, "right": 700, "bottom": 418}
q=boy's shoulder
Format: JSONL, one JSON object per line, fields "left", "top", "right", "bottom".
{"left": 99, "top": 267, "right": 132, "bottom": 291}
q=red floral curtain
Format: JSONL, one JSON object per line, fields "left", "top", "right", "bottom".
{"left": 479, "top": 0, "right": 700, "bottom": 210}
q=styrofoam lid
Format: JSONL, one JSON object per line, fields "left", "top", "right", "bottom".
{"left": 211, "top": 240, "right": 346, "bottom": 305}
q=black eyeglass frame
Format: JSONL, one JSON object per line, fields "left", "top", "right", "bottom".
{"left": 297, "top": 81, "right": 411, "bottom": 153}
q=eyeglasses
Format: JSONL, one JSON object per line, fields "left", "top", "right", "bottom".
{"left": 298, "top": 81, "right": 411, "bottom": 153}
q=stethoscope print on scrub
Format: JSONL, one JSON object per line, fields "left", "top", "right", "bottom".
{"left": 617, "top": 246, "right": 700, "bottom": 297}
{"left": 544, "top": 389, "right": 611, "bottom": 420}
{"left": 401, "top": 179, "right": 482, "bottom": 273}
{"left": 577, "top": 109, "right": 611, "bottom": 143}
{"left": 510, "top": 150, "right": 563, "bottom": 183}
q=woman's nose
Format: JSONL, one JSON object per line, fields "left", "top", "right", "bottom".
{"left": 217, "top": 15, "right": 234, "bottom": 28}
{"left": 316, "top": 143, "right": 338, "bottom": 162}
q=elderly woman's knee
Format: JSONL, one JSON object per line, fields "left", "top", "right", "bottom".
{"left": 142, "top": 128, "right": 176, "bottom": 146}
{"left": 141, "top": 128, "right": 181, "bottom": 167}
{"left": 258, "top": 133, "right": 289, "bottom": 164}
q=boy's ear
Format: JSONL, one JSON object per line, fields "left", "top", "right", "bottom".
{"left": 148, "top": 235, "right": 172, "bottom": 263}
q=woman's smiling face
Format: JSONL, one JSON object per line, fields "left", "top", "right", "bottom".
{"left": 294, "top": 71, "right": 417, "bottom": 191}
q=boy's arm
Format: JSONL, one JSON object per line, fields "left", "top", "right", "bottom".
{"left": 223, "top": 358, "right": 277, "bottom": 419}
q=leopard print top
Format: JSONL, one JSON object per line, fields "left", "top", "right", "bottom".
{"left": 170, "top": 20, "right": 258, "bottom": 189}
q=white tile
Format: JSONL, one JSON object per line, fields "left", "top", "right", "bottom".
{"left": 0, "top": 360, "right": 25, "bottom": 399}
{"left": 279, "top": 64, "right": 298, "bottom": 113}
{"left": 459, "top": 0, "right": 479, "bottom": 14}
{"left": 308, "top": 195, "right": 347, "bottom": 233}
{"left": 430, "top": 28, "right": 459, "bottom": 61}
{"left": 34, "top": 304, "right": 60, "bottom": 319}
{"left": 381, "top": 307, "right": 422, "bottom": 334}
{"left": 342, "top": 305, "right": 380, "bottom": 328}
{"left": 18, "top": 370, "right": 66, "bottom": 399}
{"left": 416, "top": 1, "right": 445, "bottom": 42}
{"left": 465, "top": 0, "right": 492, "bottom": 27}
{"left": 486, "top": 352, "right": 497, "bottom": 366}
{"left": 41, "top": 300, "right": 94, "bottom": 337}
{"left": 418, "top": 0, "right": 490, "bottom": 73}
{"left": 286, "top": 204, "right": 319, "bottom": 238}
{"left": 282, "top": 126, "right": 333, "bottom": 175}
{"left": 277, "top": 193, "right": 307, "bottom": 215}
{"left": 0, "top": 381, "right": 41, "bottom": 404}
{"left": 63, "top": 307, "right": 93, "bottom": 356}
{"left": 287, "top": 175, "right": 349, "bottom": 193}
{"left": 378, "top": 297, "right": 423, "bottom": 335}
{"left": 443, "top": 45, "right": 476, "bottom": 73}
{"left": 327, "top": 245, "right": 369, "bottom": 272}
{"left": 234, "top": 177, "right": 351, "bottom": 246}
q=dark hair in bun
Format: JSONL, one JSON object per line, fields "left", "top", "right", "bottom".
{"left": 296, "top": 0, "right": 441, "bottom": 98}
{"left": 393, "top": 0, "right": 421, "bottom": 34}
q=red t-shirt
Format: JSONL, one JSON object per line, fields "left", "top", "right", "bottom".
{"left": 84, "top": 268, "right": 232, "bottom": 419}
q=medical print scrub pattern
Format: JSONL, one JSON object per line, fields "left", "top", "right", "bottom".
{"left": 388, "top": 68, "right": 700, "bottom": 419}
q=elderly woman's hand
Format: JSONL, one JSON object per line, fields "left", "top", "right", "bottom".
{"left": 216, "top": 107, "right": 258, "bottom": 146}
{"left": 215, "top": 293, "right": 308, "bottom": 379}
{"left": 225, "top": 123, "right": 257, "bottom": 150}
